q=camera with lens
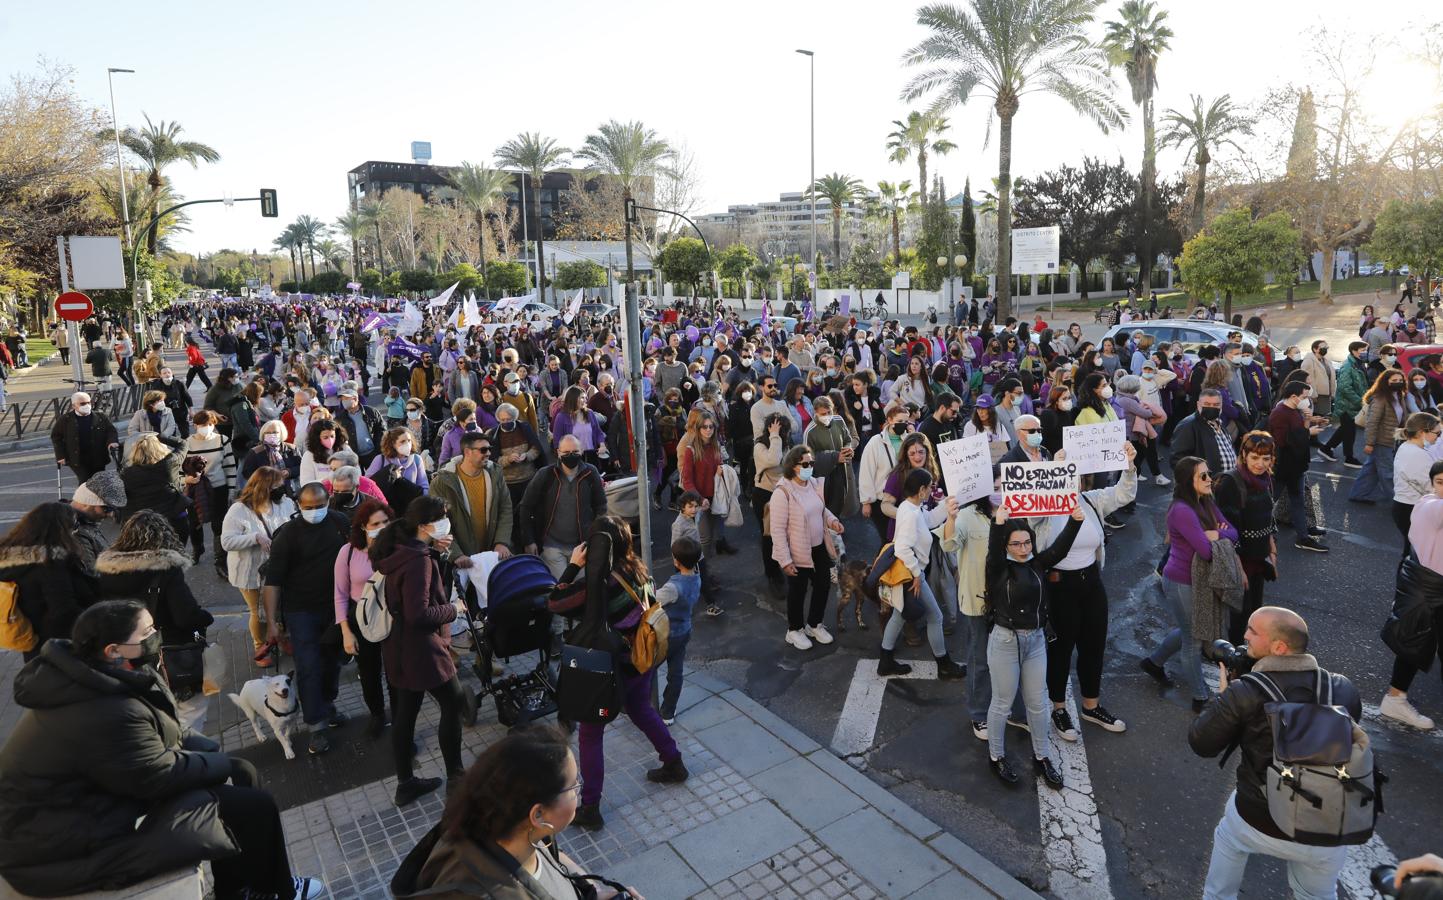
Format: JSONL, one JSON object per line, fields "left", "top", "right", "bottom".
{"left": 1202, "top": 639, "right": 1255, "bottom": 679}
{"left": 1371, "top": 865, "right": 1443, "bottom": 899}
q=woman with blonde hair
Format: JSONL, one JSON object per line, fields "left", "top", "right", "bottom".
{"left": 121, "top": 433, "right": 190, "bottom": 537}
{"left": 678, "top": 408, "right": 731, "bottom": 558}
{"left": 221, "top": 467, "right": 297, "bottom": 666}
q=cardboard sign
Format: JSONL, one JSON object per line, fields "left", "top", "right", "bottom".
{"left": 1062, "top": 420, "right": 1129, "bottom": 475}
{"left": 936, "top": 435, "right": 993, "bottom": 505}
{"left": 1000, "top": 461, "right": 1080, "bottom": 518}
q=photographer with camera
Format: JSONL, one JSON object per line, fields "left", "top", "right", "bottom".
{"left": 1377, "top": 854, "right": 1443, "bottom": 899}
{"left": 1188, "top": 607, "right": 1364, "bottom": 900}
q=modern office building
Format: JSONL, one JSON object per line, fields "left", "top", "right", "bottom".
{"left": 698, "top": 190, "right": 875, "bottom": 259}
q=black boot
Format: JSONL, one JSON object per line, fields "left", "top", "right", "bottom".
{"left": 645, "top": 756, "right": 689, "bottom": 784}
{"left": 572, "top": 802, "right": 604, "bottom": 831}
{"left": 877, "top": 648, "right": 912, "bottom": 677}
{"left": 394, "top": 776, "right": 442, "bottom": 806}
{"left": 936, "top": 655, "right": 967, "bottom": 680}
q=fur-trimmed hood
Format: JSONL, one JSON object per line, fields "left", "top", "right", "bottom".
{"left": 0, "top": 545, "right": 69, "bottom": 572}
{"left": 94, "top": 548, "right": 192, "bottom": 575}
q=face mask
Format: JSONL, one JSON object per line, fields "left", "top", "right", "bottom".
{"left": 366, "top": 527, "right": 384, "bottom": 540}
{"left": 1288, "top": 352, "right": 1302, "bottom": 362}
{"left": 500, "top": 420, "right": 517, "bottom": 432}
{"left": 826, "top": 368, "right": 837, "bottom": 377}
{"left": 1383, "top": 355, "right": 1397, "bottom": 365}
{"left": 428, "top": 517, "right": 452, "bottom": 539}
{"left": 1026, "top": 432, "right": 1043, "bottom": 448}
{"left": 1240, "top": 355, "right": 1254, "bottom": 365}
{"left": 74, "top": 404, "right": 91, "bottom": 416}
{"left": 740, "top": 392, "right": 753, "bottom": 402}
{"left": 119, "top": 632, "right": 163, "bottom": 670}
{"left": 320, "top": 436, "right": 335, "bottom": 449}
{"left": 331, "top": 491, "right": 356, "bottom": 508}
{"left": 1317, "top": 347, "right": 1328, "bottom": 357}
{"left": 818, "top": 414, "right": 834, "bottom": 426}
{"left": 559, "top": 452, "right": 582, "bottom": 468}
{"left": 741, "top": 356, "right": 753, "bottom": 365}
{"left": 300, "top": 507, "right": 327, "bottom": 524}
{"left": 1200, "top": 406, "right": 1222, "bottom": 422}
{"left": 1299, "top": 400, "right": 1313, "bottom": 414}
{"left": 1142, "top": 372, "right": 1156, "bottom": 381}
{"left": 162, "top": 375, "right": 173, "bottom": 384}
{"left": 1100, "top": 386, "right": 1114, "bottom": 400}
{"left": 407, "top": 409, "right": 422, "bottom": 420}
{"left": 263, "top": 433, "right": 281, "bottom": 446}
{"left": 892, "top": 422, "right": 909, "bottom": 436}
{"left": 1058, "top": 399, "right": 1074, "bottom": 412}
{"left": 797, "top": 466, "right": 813, "bottom": 482}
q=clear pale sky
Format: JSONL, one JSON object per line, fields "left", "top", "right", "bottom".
{"left": 1, "top": 0, "right": 1428, "bottom": 255}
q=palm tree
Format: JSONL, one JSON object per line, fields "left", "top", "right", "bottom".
{"left": 334, "top": 210, "right": 366, "bottom": 278}
{"left": 576, "top": 120, "right": 673, "bottom": 279}
{"left": 877, "top": 179, "right": 916, "bottom": 262}
{"left": 495, "top": 134, "right": 569, "bottom": 297}
{"left": 446, "top": 162, "right": 514, "bottom": 292}
{"left": 358, "top": 200, "right": 386, "bottom": 276}
{"left": 903, "top": 0, "right": 1127, "bottom": 320}
{"left": 291, "top": 215, "right": 327, "bottom": 281}
{"left": 273, "top": 225, "right": 302, "bottom": 283}
{"left": 886, "top": 112, "right": 956, "bottom": 205}
{"left": 1160, "top": 94, "right": 1253, "bottom": 237}
{"left": 1103, "top": 0, "right": 1173, "bottom": 289}
{"left": 810, "top": 173, "right": 865, "bottom": 268}
{"left": 118, "top": 114, "right": 220, "bottom": 255}
{"left": 316, "top": 237, "right": 346, "bottom": 273}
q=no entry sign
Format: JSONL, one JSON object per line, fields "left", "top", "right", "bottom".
{"left": 54, "top": 291, "right": 94, "bottom": 322}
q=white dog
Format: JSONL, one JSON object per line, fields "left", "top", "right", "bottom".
{"left": 227, "top": 672, "right": 300, "bottom": 759}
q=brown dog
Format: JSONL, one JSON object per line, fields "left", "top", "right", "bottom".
{"left": 835, "top": 558, "right": 892, "bottom": 632}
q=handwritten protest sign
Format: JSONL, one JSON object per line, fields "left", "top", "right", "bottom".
{"left": 936, "top": 435, "right": 993, "bottom": 505}
{"left": 1000, "top": 461, "right": 1080, "bottom": 518}
{"left": 1062, "top": 419, "right": 1129, "bottom": 476}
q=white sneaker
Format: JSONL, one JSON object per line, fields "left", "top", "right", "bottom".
{"left": 785, "top": 629, "right": 813, "bottom": 651}
{"left": 804, "top": 624, "right": 834, "bottom": 645}
{"left": 971, "top": 720, "right": 989, "bottom": 741}
{"left": 1379, "top": 693, "right": 1436, "bottom": 730}
{"left": 1154, "top": 474, "right": 1171, "bottom": 486}
{"left": 292, "top": 877, "right": 326, "bottom": 900}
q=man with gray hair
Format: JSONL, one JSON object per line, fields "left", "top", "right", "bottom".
{"left": 493, "top": 401, "right": 545, "bottom": 538}
{"left": 998, "top": 414, "right": 1049, "bottom": 466}
{"left": 518, "top": 434, "right": 607, "bottom": 577}
{"left": 327, "top": 465, "right": 365, "bottom": 515}
{"left": 50, "top": 391, "right": 119, "bottom": 483}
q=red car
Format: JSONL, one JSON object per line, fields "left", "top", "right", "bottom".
{"left": 1395, "top": 343, "right": 1443, "bottom": 375}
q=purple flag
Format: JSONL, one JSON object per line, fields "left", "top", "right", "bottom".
{"left": 386, "top": 336, "right": 424, "bottom": 363}
{"left": 801, "top": 299, "right": 813, "bottom": 322}
{"left": 761, "top": 301, "right": 771, "bottom": 333}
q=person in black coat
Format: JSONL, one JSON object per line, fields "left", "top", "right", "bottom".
{"left": 121, "top": 433, "right": 191, "bottom": 537}
{"left": 0, "top": 502, "right": 99, "bottom": 661}
{"left": 1188, "top": 607, "right": 1361, "bottom": 888}
{"left": 50, "top": 391, "right": 120, "bottom": 483}
{"left": 1170, "top": 390, "right": 1231, "bottom": 475}
{"left": 146, "top": 367, "right": 194, "bottom": 438}
{"left": 0, "top": 600, "right": 322, "bottom": 899}
{"left": 844, "top": 375, "right": 885, "bottom": 444}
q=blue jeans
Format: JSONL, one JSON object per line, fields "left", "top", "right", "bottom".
{"left": 1149, "top": 579, "right": 1209, "bottom": 701}
{"left": 284, "top": 608, "right": 341, "bottom": 728}
{"left": 880, "top": 577, "right": 946, "bottom": 656}
{"left": 986, "top": 627, "right": 1052, "bottom": 763}
{"left": 1349, "top": 442, "right": 1395, "bottom": 502}
{"left": 1203, "top": 792, "right": 1347, "bottom": 900}
{"left": 659, "top": 632, "right": 691, "bottom": 718}
{"left": 961, "top": 614, "right": 992, "bottom": 722}
{"left": 220, "top": 353, "right": 238, "bottom": 372}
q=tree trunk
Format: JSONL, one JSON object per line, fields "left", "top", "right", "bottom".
{"left": 1224, "top": 290, "right": 1233, "bottom": 323}
{"left": 1192, "top": 159, "right": 1208, "bottom": 237}
{"left": 146, "top": 180, "right": 161, "bottom": 257}
{"left": 891, "top": 209, "right": 901, "bottom": 262}
{"left": 532, "top": 174, "right": 545, "bottom": 301}
{"left": 476, "top": 211, "right": 488, "bottom": 299}
{"left": 1320, "top": 246, "right": 1336, "bottom": 305}
{"left": 918, "top": 151, "right": 929, "bottom": 206}
{"left": 1079, "top": 265, "right": 1089, "bottom": 301}
{"left": 832, "top": 211, "right": 842, "bottom": 270}
{"left": 1139, "top": 95, "right": 1156, "bottom": 289}
{"left": 996, "top": 111, "right": 1014, "bottom": 321}
{"left": 351, "top": 237, "right": 360, "bottom": 278}
{"left": 374, "top": 223, "right": 387, "bottom": 277}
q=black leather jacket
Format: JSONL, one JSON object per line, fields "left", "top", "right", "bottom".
{"left": 983, "top": 516, "right": 1081, "bottom": 631}
{"left": 1188, "top": 653, "right": 1362, "bottom": 840}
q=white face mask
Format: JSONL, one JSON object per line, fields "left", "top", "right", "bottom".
{"left": 162, "top": 375, "right": 173, "bottom": 384}
{"left": 1383, "top": 355, "right": 1397, "bottom": 365}
{"left": 195, "top": 425, "right": 215, "bottom": 439}
{"left": 74, "top": 404, "right": 92, "bottom": 416}
{"left": 819, "top": 414, "right": 834, "bottom": 426}
{"left": 506, "top": 383, "right": 521, "bottom": 394}
{"left": 407, "top": 409, "right": 422, "bottom": 420}
{"left": 396, "top": 441, "right": 413, "bottom": 456}
{"left": 428, "top": 517, "right": 451, "bottom": 539}
{"left": 1100, "top": 386, "right": 1114, "bottom": 400}
{"left": 1058, "top": 399, "right": 1074, "bottom": 412}
{"left": 365, "top": 526, "right": 384, "bottom": 540}
{"left": 300, "top": 507, "right": 327, "bottom": 524}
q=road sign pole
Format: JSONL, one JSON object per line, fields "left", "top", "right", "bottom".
{"left": 56, "top": 237, "right": 86, "bottom": 390}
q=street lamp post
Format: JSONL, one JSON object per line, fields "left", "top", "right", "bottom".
{"left": 796, "top": 49, "right": 815, "bottom": 294}
{"left": 106, "top": 68, "right": 135, "bottom": 248}
{"left": 937, "top": 253, "right": 968, "bottom": 319}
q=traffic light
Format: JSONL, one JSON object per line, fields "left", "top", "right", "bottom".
{"left": 259, "top": 188, "right": 278, "bottom": 218}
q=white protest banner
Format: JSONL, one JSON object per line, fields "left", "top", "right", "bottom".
{"left": 1062, "top": 419, "right": 1129, "bottom": 475}
{"left": 1000, "top": 460, "right": 1079, "bottom": 518}
{"left": 427, "top": 281, "right": 459, "bottom": 310}
{"left": 936, "top": 435, "right": 993, "bottom": 505}
{"left": 564, "top": 289, "right": 584, "bottom": 324}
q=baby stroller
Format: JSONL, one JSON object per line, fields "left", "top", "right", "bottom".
{"left": 459, "top": 554, "right": 559, "bottom": 727}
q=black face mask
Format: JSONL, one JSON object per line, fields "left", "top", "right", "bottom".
{"left": 559, "top": 452, "right": 583, "bottom": 469}
{"left": 270, "top": 487, "right": 288, "bottom": 504}
{"left": 1200, "top": 406, "right": 1222, "bottom": 422}
{"left": 1317, "top": 347, "right": 1328, "bottom": 357}
{"left": 121, "top": 632, "right": 163, "bottom": 670}
{"left": 892, "top": 422, "right": 909, "bottom": 436}
{"left": 331, "top": 492, "right": 357, "bottom": 508}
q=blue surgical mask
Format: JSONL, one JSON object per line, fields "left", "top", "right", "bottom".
{"left": 797, "top": 466, "right": 813, "bottom": 482}
{"left": 1026, "top": 432, "right": 1043, "bottom": 448}
{"left": 300, "top": 508, "right": 327, "bottom": 525}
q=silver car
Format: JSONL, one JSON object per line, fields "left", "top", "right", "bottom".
{"left": 1101, "top": 319, "right": 1260, "bottom": 359}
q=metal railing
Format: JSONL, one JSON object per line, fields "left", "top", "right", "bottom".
{"left": 2, "top": 384, "right": 144, "bottom": 442}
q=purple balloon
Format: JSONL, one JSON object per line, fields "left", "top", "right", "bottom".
{"left": 685, "top": 325, "right": 699, "bottom": 342}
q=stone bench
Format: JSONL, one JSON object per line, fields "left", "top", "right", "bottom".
{"left": 0, "top": 865, "right": 205, "bottom": 900}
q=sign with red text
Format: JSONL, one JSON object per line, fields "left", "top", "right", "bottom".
{"left": 1000, "top": 460, "right": 1079, "bottom": 518}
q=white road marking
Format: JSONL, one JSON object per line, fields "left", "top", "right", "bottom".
{"left": 831, "top": 657, "right": 936, "bottom": 757}
{"left": 1038, "top": 686, "right": 1113, "bottom": 900}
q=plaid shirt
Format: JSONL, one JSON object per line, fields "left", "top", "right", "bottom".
{"left": 1210, "top": 419, "right": 1237, "bottom": 472}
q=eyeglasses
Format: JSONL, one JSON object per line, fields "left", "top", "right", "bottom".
{"left": 1197, "top": 472, "right": 1212, "bottom": 481}
{"left": 1007, "top": 539, "right": 1033, "bottom": 548}
{"left": 469, "top": 446, "right": 493, "bottom": 455}
{"left": 559, "top": 777, "right": 585, "bottom": 797}
{"left": 1017, "top": 427, "right": 1037, "bottom": 434}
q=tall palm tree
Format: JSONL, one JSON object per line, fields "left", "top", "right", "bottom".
{"left": 291, "top": 215, "right": 327, "bottom": 281}
{"left": 316, "top": 238, "right": 346, "bottom": 273}
{"left": 576, "top": 120, "right": 673, "bottom": 279}
{"left": 334, "top": 209, "right": 366, "bottom": 278}
{"left": 903, "top": 0, "right": 1127, "bottom": 320}
{"left": 1160, "top": 94, "right": 1253, "bottom": 237}
{"left": 886, "top": 112, "right": 956, "bottom": 205}
{"left": 118, "top": 114, "right": 220, "bottom": 256}
{"left": 446, "top": 162, "right": 514, "bottom": 292}
{"left": 357, "top": 200, "right": 386, "bottom": 276}
{"left": 877, "top": 179, "right": 916, "bottom": 262}
{"left": 273, "top": 225, "right": 302, "bottom": 283}
{"left": 495, "top": 134, "right": 570, "bottom": 296}
{"left": 810, "top": 173, "right": 865, "bottom": 267}
{"left": 1103, "top": 0, "right": 1173, "bottom": 289}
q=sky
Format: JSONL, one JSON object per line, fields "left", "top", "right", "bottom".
{"left": 1, "top": 0, "right": 1433, "bottom": 256}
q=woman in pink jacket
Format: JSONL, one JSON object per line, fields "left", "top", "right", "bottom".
{"left": 333, "top": 498, "right": 395, "bottom": 740}
{"left": 770, "top": 445, "right": 844, "bottom": 651}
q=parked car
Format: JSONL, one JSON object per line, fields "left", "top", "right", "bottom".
{"left": 746, "top": 315, "right": 799, "bottom": 335}
{"left": 1101, "top": 319, "right": 1259, "bottom": 361}
{"left": 1396, "top": 343, "right": 1443, "bottom": 375}
{"left": 578, "top": 302, "right": 618, "bottom": 320}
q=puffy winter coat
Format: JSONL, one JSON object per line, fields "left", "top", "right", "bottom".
{"left": 95, "top": 548, "right": 214, "bottom": 646}
{"left": 1383, "top": 553, "right": 1443, "bottom": 671}
{"left": 0, "top": 641, "right": 237, "bottom": 896}
{"left": 375, "top": 539, "right": 456, "bottom": 692}
{"left": 121, "top": 448, "right": 190, "bottom": 532}
{"left": 0, "top": 545, "right": 98, "bottom": 651}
